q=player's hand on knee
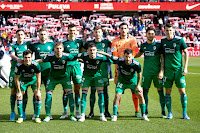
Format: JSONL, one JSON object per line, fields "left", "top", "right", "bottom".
{"left": 136, "top": 85, "right": 142, "bottom": 93}
{"left": 183, "top": 68, "right": 188, "bottom": 76}
{"left": 158, "top": 71, "right": 163, "bottom": 80}
{"left": 17, "top": 91, "right": 22, "bottom": 99}
{"left": 36, "top": 90, "right": 41, "bottom": 99}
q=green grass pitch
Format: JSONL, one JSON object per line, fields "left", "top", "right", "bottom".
{"left": 0, "top": 57, "right": 199, "bottom": 133}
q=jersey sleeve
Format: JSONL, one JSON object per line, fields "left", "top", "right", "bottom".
{"left": 15, "top": 64, "right": 20, "bottom": 75}
{"left": 35, "top": 62, "right": 41, "bottom": 73}
{"left": 135, "top": 62, "right": 141, "bottom": 73}
{"left": 79, "top": 40, "right": 84, "bottom": 50}
{"left": 9, "top": 45, "right": 14, "bottom": 54}
{"left": 110, "top": 55, "right": 120, "bottom": 64}
{"left": 83, "top": 41, "right": 89, "bottom": 50}
{"left": 160, "top": 40, "right": 164, "bottom": 54}
{"left": 180, "top": 38, "right": 187, "bottom": 50}
{"left": 139, "top": 44, "right": 144, "bottom": 53}
{"left": 42, "top": 55, "right": 50, "bottom": 62}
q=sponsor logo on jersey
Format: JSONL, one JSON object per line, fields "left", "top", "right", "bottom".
{"left": 39, "top": 52, "right": 50, "bottom": 57}
{"left": 24, "top": 73, "right": 33, "bottom": 77}
{"left": 165, "top": 48, "right": 175, "bottom": 54}
{"left": 17, "top": 51, "right": 23, "bottom": 57}
{"left": 87, "top": 64, "right": 97, "bottom": 69}
{"left": 69, "top": 49, "right": 78, "bottom": 53}
{"left": 54, "top": 65, "right": 64, "bottom": 69}
{"left": 96, "top": 60, "right": 100, "bottom": 64}
{"left": 145, "top": 51, "right": 155, "bottom": 56}
{"left": 121, "top": 69, "right": 131, "bottom": 75}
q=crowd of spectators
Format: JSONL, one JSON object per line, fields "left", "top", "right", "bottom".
{"left": 0, "top": 13, "right": 199, "bottom": 49}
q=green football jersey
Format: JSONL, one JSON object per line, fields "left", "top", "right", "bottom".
{"left": 110, "top": 55, "right": 141, "bottom": 84}
{"left": 9, "top": 42, "right": 30, "bottom": 71}
{"left": 76, "top": 52, "right": 109, "bottom": 77}
{"left": 29, "top": 41, "right": 55, "bottom": 71}
{"left": 15, "top": 60, "right": 41, "bottom": 81}
{"left": 62, "top": 38, "right": 83, "bottom": 66}
{"left": 161, "top": 36, "right": 187, "bottom": 71}
{"left": 84, "top": 39, "right": 111, "bottom": 72}
{"left": 42, "top": 52, "right": 75, "bottom": 79}
{"left": 140, "top": 41, "right": 162, "bottom": 75}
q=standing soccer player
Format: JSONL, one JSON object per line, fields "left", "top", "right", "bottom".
{"left": 15, "top": 50, "right": 42, "bottom": 123}
{"left": 60, "top": 24, "right": 83, "bottom": 119}
{"left": 135, "top": 27, "right": 166, "bottom": 118}
{"left": 161, "top": 23, "right": 190, "bottom": 120}
{"left": 97, "top": 49, "right": 149, "bottom": 122}
{"left": 9, "top": 29, "right": 30, "bottom": 121}
{"left": 36, "top": 42, "right": 77, "bottom": 122}
{"left": 77, "top": 43, "right": 109, "bottom": 122}
{"left": 29, "top": 28, "right": 54, "bottom": 120}
{"left": 84, "top": 26, "right": 111, "bottom": 118}
{"left": 111, "top": 22, "right": 141, "bottom": 117}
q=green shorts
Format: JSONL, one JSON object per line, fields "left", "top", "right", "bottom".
{"left": 142, "top": 75, "right": 163, "bottom": 89}
{"left": 9, "top": 71, "right": 15, "bottom": 89}
{"left": 163, "top": 69, "right": 186, "bottom": 88}
{"left": 19, "top": 78, "right": 37, "bottom": 92}
{"left": 41, "top": 68, "right": 50, "bottom": 87}
{"left": 116, "top": 80, "right": 140, "bottom": 94}
{"left": 66, "top": 64, "right": 82, "bottom": 84}
{"left": 46, "top": 76, "right": 72, "bottom": 90}
{"left": 82, "top": 75, "right": 104, "bottom": 88}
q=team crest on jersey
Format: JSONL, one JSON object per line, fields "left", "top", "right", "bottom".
{"left": 164, "top": 44, "right": 166, "bottom": 46}
{"left": 153, "top": 46, "right": 156, "bottom": 50}
{"left": 130, "top": 69, "right": 134, "bottom": 72}
{"left": 102, "top": 43, "right": 105, "bottom": 48}
{"left": 76, "top": 43, "right": 79, "bottom": 47}
{"left": 96, "top": 60, "right": 100, "bottom": 64}
{"left": 86, "top": 61, "right": 89, "bottom": 63}
{"left": 16, "top": 47, "right": 19, "bottom": 50}
{"left": 120, "top": 66, "right": 123, "bottom": 68}
{"left": 52, "top": 61, "right": 55, "bottom": 64}
{"left": 37, "top": 47, "right": 40, "bottom": 50}
{"left": 22, "top": 70, "right": 25, "bottom": 72}
{"left": 173, "top": 43, "right": 176, "bottom": 48}
{"left": 144, "top": 47, "right": 146, "bottom": 49}
{"left": 62, "top": 60, "right": 66, "bottom": 64}
{"left": 31, "top": 69, "right": 34, "bottom": 72}
{"left": 47, "top": 46, "right": 51, "bottom": 50}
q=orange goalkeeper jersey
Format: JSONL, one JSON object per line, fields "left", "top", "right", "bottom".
{"left": 111, "top": 35, "right": 138, "bottom": 84}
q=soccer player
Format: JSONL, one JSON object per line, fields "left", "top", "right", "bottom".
{"left": 135, "top": 27, "right": 166, "bottom": 118}
{"left": 9, "top": 29, "right": 30, "bottom": 121}
{"left": 60, "top": 24, "right": 83, "bottom": 119}
{"left": 161, "top": 23, "right": 190, "bottom": 120}
{"left": 97, "top": 49, "right": 149, "bottom": 122}
{"left": 111, "top": 22, "right": 141, "bottom": 117}
{"left": 77, "top": 43, "right": 109, "bottom": 122}
{"left": 15, "top": 50, "right": 42, "bottom": 123}
{"left": 36, "top": 42, "right": 77, "bottom": 122}
{"left": 29, "top": 28, "right": 54, "bottom": 120}
{"left": 84, "top": 26, "right": 111, "bottom": 118}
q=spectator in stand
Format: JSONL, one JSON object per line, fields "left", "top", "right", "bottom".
{"left": 2, "top": 31, "right": 7, "bottom": 46}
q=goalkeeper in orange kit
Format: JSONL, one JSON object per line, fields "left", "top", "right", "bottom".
{"left": 111, "top": 22, "right": 141, "bottom": 117}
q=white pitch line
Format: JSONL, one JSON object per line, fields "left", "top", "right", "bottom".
{"left": 188, "top": 72, "right": 200, "bottom": 75}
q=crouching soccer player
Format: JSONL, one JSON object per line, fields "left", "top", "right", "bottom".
{"left": 161, "top": 23, "right": 190, "bottom": 120}
{"left": 15, "top": 50, "right": 42, "bottom": 123}
{"left": 135, "top": 27, "right": 166, "bottom": 118}
{"left": 77, "top": 43, "right": 109, "bottom": 122}
{"left": 36, "top": 42, "right": 77, "bottom": 122}
{"left": 97, "top": 49, "right": 149, "bottom": 122}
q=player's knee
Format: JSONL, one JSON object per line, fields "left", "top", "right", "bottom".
{"left": 157, "top": 88, "right": 163, "bottom": 91}
{"left": 46, "top": 91, "right": 53, "bottom": 95}
{"left": 166, "top": 88, "right": 172, "bottom": 94}
{"left": 82, "top": 90, "right": 88, "bottom": 95}
{"left": 97, "top": 90, "right": 103, "bottom": 95}
{"left": 67, "top": 90, "right": 73, "bottom": 96}
{"left": 179, "top": 88, "right": 185, "bottom": 94}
